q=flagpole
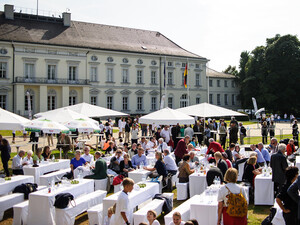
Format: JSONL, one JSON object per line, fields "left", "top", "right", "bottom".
{"left": 187, "top": 58, "right": 190, "bottom": 106}
{"left": 164, "top": 56, "right": 167, "bottom": 97}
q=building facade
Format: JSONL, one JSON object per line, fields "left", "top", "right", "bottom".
{"left": 0, "top": 5, "right": 240, "bottom": 116}
{"left": 207, "top": 68, "right": 240, "bottom": 110}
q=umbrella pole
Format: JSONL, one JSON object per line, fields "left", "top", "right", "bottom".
{"left": 60, "top": 148, "right": 62, "bottom": 159}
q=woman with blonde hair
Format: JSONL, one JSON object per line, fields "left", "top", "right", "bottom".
{"left": 217, "top": 168, "right": 247, "bottom": 225}
{"left": 120, "top": 153, "right": 134, "bottom": 177}
{"left": 242, "top": 156, "right": 262, "bottom": 187}
{"left": 144, "top": 151, "right": 167, "bottom": 178}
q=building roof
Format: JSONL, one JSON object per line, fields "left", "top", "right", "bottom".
{"left": 206, "top": 68, "right": 236, "bottom": 79}
{"left": 0, "top": 12, "right": 206, "bottom": 60}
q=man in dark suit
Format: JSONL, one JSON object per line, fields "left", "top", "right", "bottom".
{"left": 214, "top": 151, "right": 228, "bottom": 177}
{"left": 271, "top": 143, "right": 288, "bottom": 196}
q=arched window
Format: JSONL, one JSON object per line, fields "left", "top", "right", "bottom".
{"left": 47, "top": 89, "right": 56, "bottom": 110}
{"left": 24, "top": 89, "right": 34, "bottom": 114}
{"left": 69, "top": 90, "right": 77, "bottom": 106}
{"left": 180, "top": 94, "right": 188, "bottom": 108}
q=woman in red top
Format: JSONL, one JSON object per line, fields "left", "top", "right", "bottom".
{"left": 286, "top": 139, "right": 295, "bottom": 156}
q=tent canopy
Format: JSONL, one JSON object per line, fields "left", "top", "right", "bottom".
{"left": 176, "top": 102, "right": 246, "bottom": 118}
{"left": 0, "top": 108, "right": 30, "bottom": 131}
{"left": 66, "top": 102, "right": 128, "bottom": 118}
{"left": 25, "top": 119, "right": 69, "bottom": 134}
{"left": 34, "top": 108, "right": 99, "bottom": 126}
{"left": 139, "top": 107, "right": 195, "bottom": 125}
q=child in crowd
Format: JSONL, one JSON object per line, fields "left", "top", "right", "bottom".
{"left": 146, "top": 210, "right": 160, "bottom": 225}
{"left": 111, "top": 178, "right": 134, "bottom": 225}
{"left": 104, "top": 206, "right": 115, "bottom": 225}
{"left": 169, "top": 212, "right": 185, "bottom": 225}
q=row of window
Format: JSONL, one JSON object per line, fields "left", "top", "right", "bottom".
{"left": 96, "top": 94, "right": 200, "bottom": 112}
{"left": 209, "top": 94, "right": 236, "bottom": 106}
{"left": 209, "top": 79, "right": 236, "bottom": 88}
{"left": 0, "top": 61, "right": 203, "bottom": 86}
{"left": 3, "top": 90, "right": 200, "bottom": 113}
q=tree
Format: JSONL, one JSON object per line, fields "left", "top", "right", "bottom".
{"left": 236, "top": 34, "right": 300, "bottom": 115}
{"left": 223, "top": 65, "right": 238, "bottom": 76}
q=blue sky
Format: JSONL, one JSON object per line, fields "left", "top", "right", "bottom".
{"left": 2, "top": 0, "right": 300, "bottom": 71}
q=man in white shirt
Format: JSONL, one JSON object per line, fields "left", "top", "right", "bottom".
{"left": 139, "top": 137, "right": 148, "bottom": 151}
{"left": 169, "top": 212, "right": 185, "bottom": 225}
{"left": 157, "top": 138, "right": 168, "bottom": 153}
{"left": 82, "top": 146, "right": 94, "bottom": 164}
{"left": 99, "top": 121, "right": 105, "bottom": 142}
{"left": 146, "top": 137, "right": 157, "bottom": 150}
{"left": 118, "top": 118, "right": 123, "bottom": 138}
{"left": 12, "top": 150, "right": 26, "bottom": 175}
{"left": 160, "top": 126, "right": 171, "bottom": 144}
{"left": 163, "top": 149, "right": 177, "bottom": 175}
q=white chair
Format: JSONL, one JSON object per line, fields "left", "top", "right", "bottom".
{"left": 176, "top": 182, "right": 189, "bottom": 200}
{"left": 133, "top": 192, "right": 174, "bottom": 225}
{"left": 134, "top": 199, "right": 164, "bottom": 225}
{"left": 13, "top": 200, "right": 28, "bottom": 225}
{"left": 39, "top": 168, "right": 70, "bottom": 186}
{"left": 94, "top": 178, "right": 108, "bottom": 191}
{"left": 87, "top": 203, "right": 103, "bottom": 225}
{"left": 0, "top": 193, "right": 24, "bottom": 220}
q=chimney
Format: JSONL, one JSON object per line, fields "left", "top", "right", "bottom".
{"left": 62, "top": 12, "right": 71, "bottom": 27}
{"left": 4, "top": 4, "right": 14, "bottom": 20}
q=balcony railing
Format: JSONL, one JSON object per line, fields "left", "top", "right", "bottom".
{"left": 15, "top": 77, "right": 90, "bottom": 85}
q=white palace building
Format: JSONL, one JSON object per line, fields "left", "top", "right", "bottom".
{"left": 0, "top": 4, "right": 240, "bottom": 116}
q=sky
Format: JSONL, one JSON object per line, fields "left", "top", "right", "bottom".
{"left": 2, "top": 0, "right": 300, "bottom": 72}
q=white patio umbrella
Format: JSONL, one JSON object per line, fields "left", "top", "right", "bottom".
{"left": 66, "top": 102, "right": 128, "bottom": 118}
{"left": 34, "top": 108, "right": 99, "bottom": 127}
{"left": 139, "top": 107, "right": 195, "bottom": 125}
{"left": 25, "top": 119, "right": 69, "bottom": 134}
{"left": 176, "top": 102, "right": 246, "bottom": 118}
{"left": 0, "top": 108, "right": 30, "bottom": 130}
{"left": 64, "top": 118, "right": 100, "bottom": 133}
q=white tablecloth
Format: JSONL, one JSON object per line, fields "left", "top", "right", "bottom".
{"left": 23, "top": 159, "right": 70, "bottom": 184}
{"left": 190, "top": 192, "right": 218, "bottom": 225}
{"left": 255, "top": 174, "right": 274, "bottom": 205}
{"left": 102, "top": 182, "right": 159, "bottom": 223}
{"left": 128, "top": 170, "right": 152, "bottom": 183}
{"left": 27, "top": 179, "right": 94, "bottom": 225}
{"left": 164, "top": 194, "right": 201, "bottom": 225}
{"left": 0, "top": 175, "right": 34, "bottom": 196}
{"left": 189, "top": 172, "right": 207, "bottom": 197}
{"left": 73, "top": 166, "right": 93, "bottom": 179}
{"left": 55, "top": 190, "right": 106, "bottom": 225}
{"left": 296, "top": 156, "right": 300, "bottom": 170}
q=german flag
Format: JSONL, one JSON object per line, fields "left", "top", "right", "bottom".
{"left": 184, "top": 63, "right": 188, "bottom": 88}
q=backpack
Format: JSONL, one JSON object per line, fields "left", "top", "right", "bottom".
{"left": 225, "top": 186, "right": 247, "bottom": 217}
{"left": 13, "top": 183, "right": 38, "bottom": 200}
{"left": 53, "top": 193, "right": 75, "bottom": 209}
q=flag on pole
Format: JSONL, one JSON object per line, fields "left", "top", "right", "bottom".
{"left": 163, "top": 60, "right": 166, "bottom": 88}
{"left": 184, "top": 63, "right": 188, "bottom": 88}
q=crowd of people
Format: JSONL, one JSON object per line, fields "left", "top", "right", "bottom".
{"left": 1, "top": 115, "right": 300, "bottom": 225}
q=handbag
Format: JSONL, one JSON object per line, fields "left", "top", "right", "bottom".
{"left": 53, "top": 193, "right": 75, "bottom": 209}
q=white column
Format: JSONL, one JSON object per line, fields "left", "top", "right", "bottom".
{"left": 82, "top": 86, "right": 89, "bottom": 103}
{"left": 39, "top": 85, "right": 47, "bottom": 112}
{"left": 15, "top": 84, "right": 24, "bottom": 115}
{"left": 62, "top": 86, "right": 69, "bottom": 107}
